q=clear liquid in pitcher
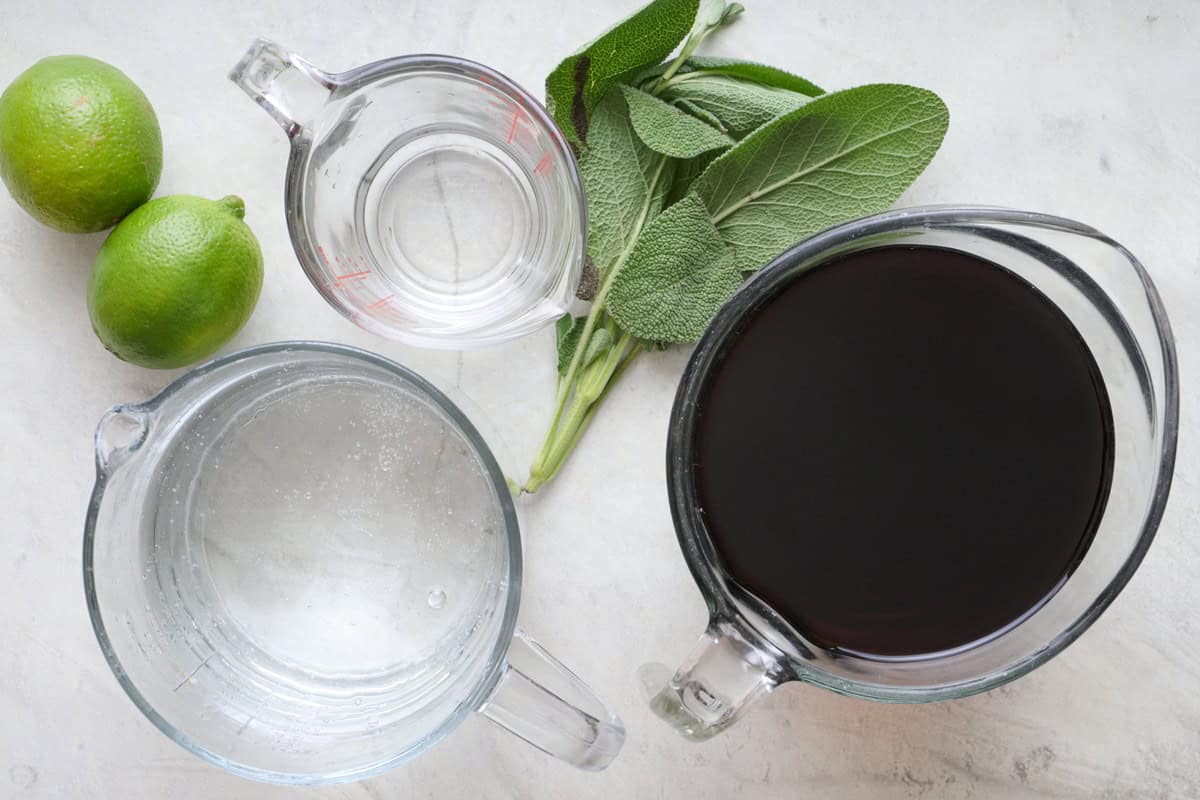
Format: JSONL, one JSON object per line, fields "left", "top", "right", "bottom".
{"left": 144, "top": 364, "right": 509, "bottom": 733}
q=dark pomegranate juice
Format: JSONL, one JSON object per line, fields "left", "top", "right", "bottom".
{"left": 693, "top": 246, "right": 1114, "bottom": 657}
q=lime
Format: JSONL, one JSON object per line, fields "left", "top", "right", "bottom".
{"left": 88, "top": 195, "right": 263, "bottom": 369}
{"left": 0, "top": 55, "right": 162, "bottom": 233}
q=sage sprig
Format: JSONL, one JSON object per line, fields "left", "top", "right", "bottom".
{"left": 524, "top": 0, "right": 948, "bottom": 492}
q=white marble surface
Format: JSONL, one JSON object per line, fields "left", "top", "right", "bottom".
{"left": 2, "top": 1, "right": 1198, "bottom": 797}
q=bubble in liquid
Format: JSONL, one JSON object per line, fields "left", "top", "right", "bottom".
{"left": 427, "top": 588, "right": 447, "bottom": 609}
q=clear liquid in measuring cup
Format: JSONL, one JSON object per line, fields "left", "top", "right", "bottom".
{"left": 358, "top": 127, "right": 539, "bottom": 291}
{"left": 146, "top": 363, "right": 509, "bottom": 736}
{"left": 297, "top": 68, "right": 582, "bottom": 343}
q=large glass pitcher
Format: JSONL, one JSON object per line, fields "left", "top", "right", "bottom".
{"left": 648, "top": 207, "right": 1178, "bottom": 740}
{"left": 84, "top": 343, "right": 623, "bottom": 783}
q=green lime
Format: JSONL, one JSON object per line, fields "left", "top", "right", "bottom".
{"left": 88, "top": 195, "right": 263, "bottom": 369}
{"left": 0, "top": 55, "right": 162, "bottom": 233}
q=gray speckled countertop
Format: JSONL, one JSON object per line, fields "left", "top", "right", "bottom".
{"left": 2, "top": 1, "right": 1198, "bottom": 797}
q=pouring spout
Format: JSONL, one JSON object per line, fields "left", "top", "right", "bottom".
{"left": 95, "top": 405, "right": 150, "bottom": 472}
{"left": 642, "top": 618, "right": 787, "bottom": 741}
{"left": 229, "top": 39, "right": 334, "bottom": 138}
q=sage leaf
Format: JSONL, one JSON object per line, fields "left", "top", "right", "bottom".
{"left": 649, "top": 157, "right": 677, "bottom": 221}
{"left": 606, "top": 193, "right": 741, "bottom": 342}
{"left": 627, "top": 60, "right": 674, "bottom": 90}
{"left": 658, "top": 73, "right": 811, "bottom": 135}
{"left": 672, "top": 97, "right": 728, "bottom": 133}
{"left": 637, "top": 57, "right": 820, "bottom": 104}
{"left": 691, "top": 0, "right": 728, "bottom": 34}
{"left": 545, "top": 0, "right": 699, "bottom": 147}
{"left": 694, "top": 83, "right": 949, "bottom": 273}
{"left": 581, "top": 90, "right": 674, "bottom": 276}
{"left": 665, "top": 148, "right": 719, "bottom": 206}
{"left": 720, "top": 2, "right": 746, "bottom": 25}
{"left": 582, "top": 327, "right": 615, "bottom": 366}
{"left": 685, "top": 56, "right": 823, "bottom": 97}
{"left": 555, "top": 315, "right": 586, "bottom": 376}
{"left": 620, "top": 84, "right": 734, "bottom": 159}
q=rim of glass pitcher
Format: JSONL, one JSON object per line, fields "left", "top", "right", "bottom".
{"left": 82, "top": 341, "right": 523, "bottom": 785}
{"left": 280, "top": 54, "right": 587, "bottom": 344}
{"left": 666, "top": 205, "right": 1180, "bottom": 701}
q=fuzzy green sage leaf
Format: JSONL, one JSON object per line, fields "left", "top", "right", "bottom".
{"left": 620, "top": 85, "right": 734, "bottom": 159}
{"left": 685, "top": 56, "right": 824, "bottom": 97}
{"left": 555, "top": 315, "right": 586, "bottom": 377}
{"left": 580, "top": 90, "right": 675, "bottom": 277}
{"left": 658, "top": 73, "right": 812, "bottom": 135}
{"left": 694, "top": 83, "right": 949, "bottom": 272}
{"left": 672, "top": 97, "right": 728, "bottom": 133}
{"left": 582, "top": 327, "right": 616, "bottom": 366}
{"left": 606, "top": 193, "right": 741, "bottom": 342}
{"left": 545, "top": 0, "right": 699, "bottom": 148}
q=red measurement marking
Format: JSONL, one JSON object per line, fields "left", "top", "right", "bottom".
{"left": 367, "top": 294, "right": 395, "bottom": 311}
{"left": 478, "top": 73, "right": 529, "bottom": 110}
{"left": 334, "top": 270, "right": 371, "bottom": 285}
{"left": 504, "top": 105, "right": 532, "bottom": 143}
{"left": 533, "top": 152, "right": 552, "bottom": 175}
{"left": 506, "top": 109, "right": 521, "bottom": 143}
{"left": 317, "top": 245, "right": 331, "bottom": 265}
{"left": 479, "top": 86, "right": 508, "bottom": 104}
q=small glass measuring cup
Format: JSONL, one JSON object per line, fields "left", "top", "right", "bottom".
{"left": 647, "top": 207, "right": 1178, "bottom": 740}
{"left": 229, "top": 40, "right": 584, "bottom": 348}
{"left": 84, "top": 343, "right": 623, "bottom": 783}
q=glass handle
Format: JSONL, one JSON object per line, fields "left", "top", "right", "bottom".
{"left": 479, "top": 627, "right": 625, "bottom": 771}
{"left": 645, "top": 618, "right": 784, "bottom": 741}
{"left": 94, "top": 405, "right": 149, "bottom": 472}
{"left": 228, "top": 38, "right": 333, "bottom": 138}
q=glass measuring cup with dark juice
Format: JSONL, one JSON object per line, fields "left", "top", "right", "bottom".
{"left": 692, "top": 246, "right": 1115, "bottom": 658}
